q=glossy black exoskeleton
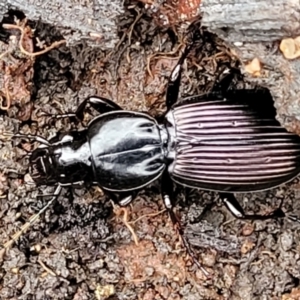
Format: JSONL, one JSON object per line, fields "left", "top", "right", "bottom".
{"left": 4, "top": 34, "right": 300, "bottom": 276}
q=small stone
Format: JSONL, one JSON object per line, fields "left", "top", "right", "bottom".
{"left": 241, "top": 239, "right": 255, "bottom": 255}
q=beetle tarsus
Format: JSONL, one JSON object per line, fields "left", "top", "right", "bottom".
{"left": 37, "top": 110, "right": 77, "bottom": 120}
{"left": 167, "top": 207, "right": 211, "bottom": 277}
{"left": 38, "top": 96, "right": 123, "bottom": 122}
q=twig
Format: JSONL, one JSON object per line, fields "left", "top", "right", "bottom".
{"left": 0, "top": 82, "right": 11, "bottom": 110}
{"left": 38, "top": 259, "right": 57, "bottom": 276}
{"left": 3, "top": 185, "right": 62, "bottom": 249}
{"left": 0, "top": 50, "right": 10, "bottom": 60}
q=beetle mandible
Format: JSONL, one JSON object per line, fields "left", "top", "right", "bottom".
{"left": 3, "top": 32, "right": 300, "bottom": 276}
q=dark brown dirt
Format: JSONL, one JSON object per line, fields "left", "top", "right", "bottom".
{"left": 1, "top": 3, "right": 300, "bottom": 300}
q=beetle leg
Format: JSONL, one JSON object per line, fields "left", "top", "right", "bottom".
{"left": 2, "top": 132, "right": 51, "bottom": 146}
{"left": 39, "top": 96, "right": 123, "bottom": 121}
{"left": 165, "top": 44, "right": 193, "bottom": 109}
{"left": 287, "top": 214, "right": 300, "bottom": 223}
{"left": 211, "top": 67, "right": 235, "bottom": 95}
{"left": 161, "top": 171, "right": 210, "bottom": 276}
{"left": 75, "top": 96, "right": 123, "bottom": 120}
{"left": 119, "top": 194, "right": 135, "bottom": 206}
{"left": 220, "top": 193, "right": 286, "bottom": 220}
{"left": 107, "top": 190, "right": 138, "bottom": 207}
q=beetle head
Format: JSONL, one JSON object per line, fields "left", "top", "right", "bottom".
{"left": 29, "top": 146, "right": 58, "bottom": 185}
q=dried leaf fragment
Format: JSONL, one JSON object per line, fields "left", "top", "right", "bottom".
{"left": 241, "top": 223, "right": 254, "bottom": 236}
{"left": 244, "top": 58, "right": 261, "bottom": 77}
{"left": 178, "top": 0, "right": 201, "bottom": 21}
{"left": 280, "top": 37, "right": 300, "bottom": 59}
{"left": 241, "top": 239, "right": 255, "bottom": 255}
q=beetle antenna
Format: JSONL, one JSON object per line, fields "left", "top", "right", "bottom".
{"left": 38, "top": 110, "right": 76, "bottom": 119}
{"left": 2, "top": 132, "right": 51, "bottom": 146}
{"left": 2, "top": 184, "right": 62, "bottom": 250}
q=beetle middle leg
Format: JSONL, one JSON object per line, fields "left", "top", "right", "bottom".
{"left": 165, "top": 44, "right": 193, "bottom": 110}
{"left": 220, "top": 193, "right": 286, "bottom": 221}
{"left": 106, "top": 190, "right": 138, "bottom": 207}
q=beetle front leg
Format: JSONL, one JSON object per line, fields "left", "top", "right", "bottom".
{"left": 74, "top": 96, "right": 123, "bottom": 120}
{"left": 220, "top": 193, "right": 286, "bottom": 221}
{"left": 40, "top": 96, "right": 123, "bottom": 121}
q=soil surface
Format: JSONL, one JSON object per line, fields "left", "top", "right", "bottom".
{"left": 1, "top": 3, "right": 300, "bottom": 300}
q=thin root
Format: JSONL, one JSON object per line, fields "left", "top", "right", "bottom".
{"left": 127, "top": 8, "right": 143, "bottom": 46}
{"left": 125, "top": 277, "right": 149, "bottom": 284}
{"left": 111, "top": 201, "right": 139, "bottom": 246}
{"left": 2, "top": 23, "right": 66, "bottom": 57}
{"left": 146, "top": 43, "right": 185, "bottom": 79}
{"left": 0, "top": 50, "right": 11, "bottom": 61}
{"left": 129, "top": 208, "right": 166, "bottom": 225}
{"left": 0, "top": 82, "right": 11, "bottom": 110}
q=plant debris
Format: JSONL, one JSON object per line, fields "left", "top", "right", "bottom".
{"left": 0, "top": 18, "right": 65, "bottom": 119}
{"left": 280, "top": 37, "right": 300, "bottom": 60}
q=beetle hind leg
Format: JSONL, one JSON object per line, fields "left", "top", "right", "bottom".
{"left": 161, "top": 171, "right": 211, "bottom": 276}
{"left": 220, "top": 193, "right": 286, "bottom": 221}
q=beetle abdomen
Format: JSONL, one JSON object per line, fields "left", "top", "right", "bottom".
{"left": 167, "top": 98, "right": 300, "bottom": 192}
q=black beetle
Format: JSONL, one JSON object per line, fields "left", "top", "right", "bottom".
{"left": 3, "top": 35, "right": 300, "bottom": 276}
